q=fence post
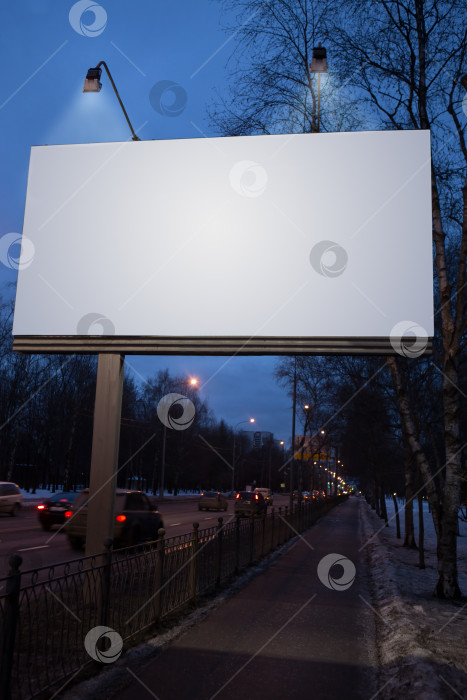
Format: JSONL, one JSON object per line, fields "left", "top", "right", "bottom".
{"left": 249, "top": 515, "right": 255, "bottom": 564}
{"left": 270, "top": 507, "right": 275, "bottom": 552}
{"left": 189, "top": 523, "right": 199, "bottom": 603}
{"left": 216, "top": 517, "right": 223, "bottom": 587}
{"left": 153, "top": 528, "right": 165, "bottom": 621}
{"left": 278, "top": 507, "right": 282, "bottom": 544}
{"left": 284, "top": 506, "right": 289, "bottom": 540}
{"left": 100, "top": 538, "right": 113, "bottom": 627}
{"left": 235, "top": 515, "right": 241, "bottom": 574}
{"left": 260, "top": 513, "right": 266, "bottom": 557}
{"left": 0, "top": 554, "right": 22, "bottom": 700}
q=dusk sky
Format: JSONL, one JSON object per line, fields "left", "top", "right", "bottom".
{"left": 1, "top": 1, "right": 296, "bottom": 443}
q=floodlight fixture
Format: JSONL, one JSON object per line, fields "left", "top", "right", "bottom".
{"left": 83, "top": 61, "right": 141, "bottom": 141}
{"left": 83, "top": 67, "right": 102, "bottom": 92}
{"left": 309, "top": 43, "right": 328, "bottom": 74}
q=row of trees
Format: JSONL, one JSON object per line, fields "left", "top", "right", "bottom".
{"left": 210, "top": 0, "right": 467, "bottom": 598}
{"left": 0, "top": 301, "right": 287, "bottom": 495}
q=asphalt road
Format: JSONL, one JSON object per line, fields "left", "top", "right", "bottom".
{"left": 107, "top": 497, "right": 376, "bottom": 700}
{"left": 0, "top": 495, "right": 291, "bottom": 577}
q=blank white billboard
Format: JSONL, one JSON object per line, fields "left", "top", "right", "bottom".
{"left": 13, "top": 130, "right": 433, "bottom": 354}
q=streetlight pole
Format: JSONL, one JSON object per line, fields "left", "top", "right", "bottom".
{"left": 232, "top": 418, "right": 255, "bottom": 495}
{"left": 309, "top": 43, "right": 328, "bottom": 132}
{"left": 158, "top": 376, "right": 199, "bottom": 500}
{"left": 289, "top": 357, "right": 297, "bottom": 511}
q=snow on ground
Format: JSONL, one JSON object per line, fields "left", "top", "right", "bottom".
{"left": 360, "top": 497, "right": 467, "bottom": 699}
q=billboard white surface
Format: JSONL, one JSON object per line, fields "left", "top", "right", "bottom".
{"left": 13, "top": 130, "right": 433, "bottom": 353}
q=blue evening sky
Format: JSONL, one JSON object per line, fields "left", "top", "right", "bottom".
{"left": 0, "top": 0, "right": 295, "bottom": 443}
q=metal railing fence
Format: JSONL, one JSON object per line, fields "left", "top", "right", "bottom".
{"left": 0, "top": 496, "right": 346, "bottom": 699}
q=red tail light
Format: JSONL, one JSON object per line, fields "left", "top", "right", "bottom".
{"left": 37, "top": 505, "right": 45, "bottom": 510}
{"left": 116, "top": 514, "right": 126, "bottom": 522}
{"left": 64, "top": 511, "right": 72, "bottom": 518}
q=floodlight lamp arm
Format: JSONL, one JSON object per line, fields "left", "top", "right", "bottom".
{"left": 94, "top": 61, "right": 141, "bottom": 141}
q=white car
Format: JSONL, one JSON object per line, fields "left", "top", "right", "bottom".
{"left": 0, "top": 482, "right": 23, "bottom": 516}
{"left": 253, "top": 488, "right": 273, "bottom": 506}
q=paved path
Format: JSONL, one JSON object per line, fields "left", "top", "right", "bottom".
{"left": 108, "top": 498, "right": 378, "bottom": 700}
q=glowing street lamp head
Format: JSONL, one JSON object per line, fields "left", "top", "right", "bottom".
{"left": 189, "top": 377, "right": 199, "bottom": 387}
{"left": 309, "top": 44, "right": 328, "bottom": 73}
{"left": 249, "top": 418, "right": 255, "bottom": 423}
{"left": 83, "top": 67, "right": 102, "bottom": 93}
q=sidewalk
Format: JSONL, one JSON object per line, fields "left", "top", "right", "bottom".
{"left": 69, "top": 498, "right": 378, "bottom": 700}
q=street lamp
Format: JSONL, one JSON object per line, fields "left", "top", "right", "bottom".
{"left": 158, "top": 376, "right": 199, "bottom": 500}
{"left": 309, "top": 43, "right": 328, "bottom": 132}
{"left": 297, "top": 404, "right": 312, "bottom": 501}
{"left": 232, "top": 418, "right": 255, "bottom": 495}
{"left": 83, "top": 61, "right": 141, "bottom": 141}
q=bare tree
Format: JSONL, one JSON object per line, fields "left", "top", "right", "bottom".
{"left": 331, "top": 0, "right": 466, "bottom": 598}
{"left": 209, "top": 0, "right": 364, "bottom": 135}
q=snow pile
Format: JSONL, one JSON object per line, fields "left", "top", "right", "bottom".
{"left": 360, "top": 498, "right": 467, "bottom": 699}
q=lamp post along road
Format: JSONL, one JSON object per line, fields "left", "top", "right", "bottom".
{"left": 289, "top": 357, "right": 297, "bottom": 511}
{"left": 232, "top": 418, "right": 255, "bottom": 494}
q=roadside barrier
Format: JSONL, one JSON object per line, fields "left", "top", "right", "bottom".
{"left": 0, "top": 495, "right": 347, "bottom": 699}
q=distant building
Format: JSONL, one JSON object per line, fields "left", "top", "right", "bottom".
{"left": 240, "top": 430, "right": 274, "bottom": 449}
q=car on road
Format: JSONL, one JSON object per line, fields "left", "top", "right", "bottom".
{"left": 64, "top": 489, "right": 164, "bottom": 551}
{"left": 37, "top": 492, "right": 78, "bottom": 531}
{"left": 253, "top": 488, "right": 273, "bottom": 506}
{"left": 234, "top": 491, "right": 267, "bottom": 517}
{"left": 0, "top": 482, "right": 23, "bottom": 516}
{"left": 198, "top": 491, "right": 228, "bottom": 512}
{"left": 292, "top": 490, "right": 312, "bottom": 502}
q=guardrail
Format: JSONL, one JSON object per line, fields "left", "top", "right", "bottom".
{"left": 0, "top": 496, "right": 347, "bottom": 699}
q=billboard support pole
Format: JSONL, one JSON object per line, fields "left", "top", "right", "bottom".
{"left": 85, "top": 353, "right": 125, "bottom": 557}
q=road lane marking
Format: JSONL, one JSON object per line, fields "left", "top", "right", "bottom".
{"left": 17, "top": 545, "right": 50, "bottom": 552}
{"left": 169, "top": 523, "right": 182, "bottom": 526}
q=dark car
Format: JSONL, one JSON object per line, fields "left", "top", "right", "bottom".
{"left": 234, "top": 491, "right": 267, "bottom": 517}
{"left": 198, "top": 491, "right": 228, "bottom": 512}
{"left": 37, "top": 492, "right": 78, "bottom": 531}
{"left": 64, "top": 489, "right": 164, "bottom": 551}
